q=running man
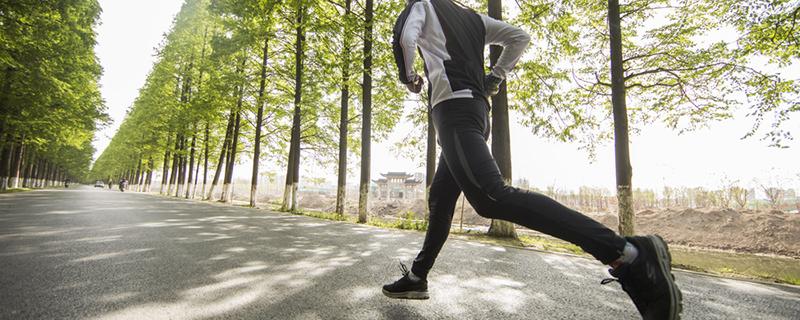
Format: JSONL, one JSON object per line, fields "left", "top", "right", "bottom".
{"left": 383, "top": 1, "right": 682, "bottom": 319}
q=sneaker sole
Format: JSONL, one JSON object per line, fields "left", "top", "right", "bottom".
{"left": 382, "top": 288, "right": 430, "bottom": 300}
{"left": 648, "top": 235, "right": 683, "bottom": 320}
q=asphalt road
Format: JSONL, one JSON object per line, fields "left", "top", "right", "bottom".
{"left": 1, "top": 187, "right": 799, "bottom": 320}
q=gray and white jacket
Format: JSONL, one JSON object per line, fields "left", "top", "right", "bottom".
{"left": 392, "top": 0, "right": 531, "bottom": 107}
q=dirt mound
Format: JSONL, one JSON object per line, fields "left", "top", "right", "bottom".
{"left": 295, "top": 192, "right": 800, "bottom": 257}
{"left": 588, "top": 209, "right": 800, "bottom": 257}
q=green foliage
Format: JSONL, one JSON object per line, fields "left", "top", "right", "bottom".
{"left": 368, "top": 210, "right": 428, "bottom": 231}
{"left": 720, "top": 1, "right": 800, "bottom": 147}
{"left": 671, "top": 246, "right": 800, "bottom": 285}
{"left": 0, "top": 0, "right": 106, "bottom": 181}
{"left": 506, "top": 0, "right": 798, "bottom": 153}
{"left": 91, "top": 0, "right": 408, "bottom": 187}
{"left": 0, "top": 188, "right": 33, "bottom": 194}
{"left": 296, "top": 209, "right": 351, "bottom": 222}
{"left": 510, "top": 0, "right": 739, "bottom": 154}
{"left": 92, "top": 0, "right": 215, "bottom": 179}
{"left": 90, "top": 0, "right": 797, "bottom": 198}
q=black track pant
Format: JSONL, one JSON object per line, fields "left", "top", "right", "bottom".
{"left": 410, "top": 98, "right": 627, "bottom": 279}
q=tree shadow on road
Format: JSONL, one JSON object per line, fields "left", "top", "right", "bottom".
{"left": 1, "top": 190, "right": 799, "bottom": 319}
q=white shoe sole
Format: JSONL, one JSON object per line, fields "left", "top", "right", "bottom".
{"left": 382, "top": 288, "right": 429, "bottom": 300}
{"left": 648, "top": 235, "right": 683, "bottom": 320}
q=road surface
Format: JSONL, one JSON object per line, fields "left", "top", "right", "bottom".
{"left": 1, "top": 188, "right": 798, "bottom": 319}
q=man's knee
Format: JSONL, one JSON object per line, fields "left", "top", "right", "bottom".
{"left": 464, "top": 193, "right": 502, "bottom": 219}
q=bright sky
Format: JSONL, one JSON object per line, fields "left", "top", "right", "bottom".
{"left": 93, "top": 0, "right": 800, "bottom": 194}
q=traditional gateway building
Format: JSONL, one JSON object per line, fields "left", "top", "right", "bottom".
{"left": 373, "top": 172, "right": 424, "bottom": 200}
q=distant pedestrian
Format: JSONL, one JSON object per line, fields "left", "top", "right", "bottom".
{"left": 383, "top": 1, "right": 682, "bottom": 319}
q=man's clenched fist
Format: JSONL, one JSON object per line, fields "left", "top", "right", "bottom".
{"left": 406, "top": 74, "right": 424, "bottom": 94}
{"left": 484, "top": 73, "right": 503, "bottom": 97}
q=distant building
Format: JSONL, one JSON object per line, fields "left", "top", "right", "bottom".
{"left": 513, "top": 177, "right": 530, "bottom": 189}
{"left": 373, "top": 172, "right": 424, "bottom": 200}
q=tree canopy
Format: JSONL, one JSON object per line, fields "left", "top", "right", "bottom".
{"left": 1, "top": 0, "right": 106, "bottom": 188}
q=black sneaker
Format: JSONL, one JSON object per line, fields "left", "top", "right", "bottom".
{"left": 603, "top": 235, "right": 683, "bottom": 320}
{"left": 382, "top": 262, "right": 429, "bottom": 300}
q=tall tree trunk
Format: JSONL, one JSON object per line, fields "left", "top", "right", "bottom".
{"left": 2, "top": 141, "right": 15, "bottom": 190}
{"left": 187, "top": 27, "right": 209, "bottom": 200}
{"left": 290, "top": 126, "right": 300, "bottom": 212}
{"left": 281, "top": 144, "right": 296, "bottom": 211}
{"left": 358, "top": 0, "right": 374, "bottom": 223}
{"left": 192, "top": 154, "right": 200, "bottom": 198}
{"left": 250, "top": 30, "right": 271, "bottom": 207}
{"left": 44, "top": 161, "right": 50, "bottom": 187}
{"left": 207, "top": 111, "right": 234, "bottom": 200}
{"left": 40, "top": 160, "right": 48, "bottom": 188}
{"left": 181, "top": 136, "right": 190, "bottom": 196}
{"left": 42, "top": 160, "right": 53, "bottom": 189}
{"left": 8, "top": 141, "right": 19, "bottom": 188}
{"left": 221, "top": 55, "right": 246, "bottom": 203}
{"left": 336, "top": 0, "right": 353, "bottom": 217}
{"left": 44, "top": 160, "right": 51, "bottom": 188}
{"left": 51, "top": 164, "right": 59, "bottom": 187}
{"left": 223, "top": 110, "right": 241, "bottom": 203}
{"left": 174, "top": 134, "right": 186, "bottom": 197}
{"left": 608, "top": 0, "right": 634, "bottom": 236}
{"left": 0, "top": 136, "right": 6, "bottom": 186}
{"left": 283, "top": 2, "right": 305, "bottom": 212}
{"left": 185, "top": 130, "right": 197, "bottom": 199}
{"left": 139, "top": 160, "right": 146, "bottom": 191}
{"left": 52, "top": 163, "right": 59, "bottom": 187}
{"left": 47, "top": 161, "right": 54, "bottom": 187}
{"left": 486, "top": 0, "right": 517, "bottom": 238}
{"left": 18, "top": 146, "right": 28, "bottom": 188}
{"left": 23, "top": 152, "right": 34, "bottom": 188}
{"left": 146, "top": 157, "right": 154, "bottom": 192}
{"left": 202, "top": 122, "right": 210, "bottom": 197}
{"left": 167, "top": 134, "right": 180, "bottom": 195}
{"left": 30, "top": 156, "right": 40, "bottom": 188}
{"left": 0, "top": 68, "right": 13, "bottom": 140}
{"left": 175, "top": 135, "right": 186, "bottom": 197}
{"left": 11, "top": 142, "right": 24, "bottom": 188}
{"left": 160, "top": 134, "right": 172, "bottom": 194}
{"left": 175, "top": 52, "right": 194, "bottom": 197}
{"left": 220, "top": 130, "right": 232, "bottom": 201}
{"left": 134, "top": 157, "right": 143, "bottom": 192}
{"left": 33, "top": 158, "right": 42, "bottom": 188}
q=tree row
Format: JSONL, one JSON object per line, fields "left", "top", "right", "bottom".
{"left": 92, "top": 0, "right": 797, "bottom": 237}
{"left": 1, "top": 0, "right": 106, "bottom": 191}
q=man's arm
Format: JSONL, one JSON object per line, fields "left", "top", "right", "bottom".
{"left": 392, "top": 1, "right": 426, "bottom": 86}
{"left": 480, "top": 14, "right": 531, "bottom": 79}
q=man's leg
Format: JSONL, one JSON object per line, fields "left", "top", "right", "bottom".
{"left": 383, "top": 154, "right": 461, "bottom": 299}
{"left": 410, "top": 154, "right": 462, "bottom": 280}
{"left": 432, "top": 98, "right": 681, "bottom": 319}
{"left": 432, "top": 98, "right": 626, "bottom": 263}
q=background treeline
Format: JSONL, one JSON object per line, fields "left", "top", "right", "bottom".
{"left": 535, "top": 184, "right": 798, "bottom": 212}
{"left": 90, "top": 0, "right": 407, "bottom": 222}
{"left": 0, "top": 0, "right": 107, "bottom": 190}
{"left": 91, "top": 0, "right": 797, "bottom": 236}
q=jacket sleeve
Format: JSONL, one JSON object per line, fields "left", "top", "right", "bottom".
{"left": 392, "top": 1, "right": 426, "bottom": 84}
{"left": 480, "top": 14, "right": 531, "bottom": 79}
